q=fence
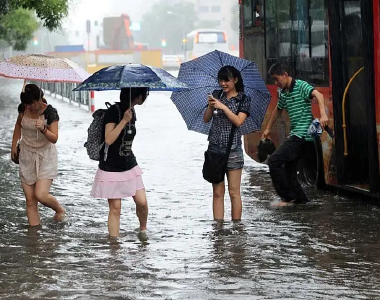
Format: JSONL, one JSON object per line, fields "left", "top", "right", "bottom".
{"left": 30, "top": 81, "right": 92, "bottom": 112}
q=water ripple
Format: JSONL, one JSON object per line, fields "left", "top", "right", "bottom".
{"left": 0, "top": 78, "right": 380, "bottom": 299}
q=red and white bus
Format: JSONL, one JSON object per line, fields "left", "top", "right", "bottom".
{"left": 239, "top": 0, "right": 380, "bottom": 198}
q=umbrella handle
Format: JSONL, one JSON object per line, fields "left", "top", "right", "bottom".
{"left": 129, "top": 88, "right": 132, "bottom": 133}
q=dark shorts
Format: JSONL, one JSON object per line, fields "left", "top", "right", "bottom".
{"left": 208, "top": 144, "right": 244, "bottom": 171}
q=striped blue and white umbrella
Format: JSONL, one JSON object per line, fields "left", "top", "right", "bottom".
{"left": 171, "top": 50, "right": 271, "bottom": 135}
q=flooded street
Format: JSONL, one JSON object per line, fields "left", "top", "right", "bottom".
{"left": 1, "top": 77, "right": 380, "bottom": 299}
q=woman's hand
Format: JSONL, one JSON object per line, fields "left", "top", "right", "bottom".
{"left": 11, "top": 146, "right": 18, "bottom": 163}
{"left": 207, "top": 95, "right": 216, "bottom": 108}
{"left": 122, "top": 109, "right": 133, "bottom": 124}
{"left": 208, "top": 96, "right": 227, "bottom": 111}
{"left": 35, "top": 119, "right": 45, "bottom": 131}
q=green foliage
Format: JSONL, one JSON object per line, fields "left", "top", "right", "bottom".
{"left": 1, "top": 0, "right": 69, "bottom": 30}
{"left": 0, "top": 0, "right": 69, "bottom": 50}
{"left": 140, "top": 1, "right": 198, "bottom": 53}
{"left": 0, "top": 8, "right": 39, "bottom": 50}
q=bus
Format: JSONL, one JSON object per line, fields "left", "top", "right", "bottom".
{"left": 184, "top": 29, "right": 229, "bottom": 62}
{"left": 239, "top": 0, "right": 380, "bottom": 198}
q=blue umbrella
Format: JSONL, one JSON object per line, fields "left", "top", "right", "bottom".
{"left": 170, "top": 50, "right": 271, "bottom": 135}
{"left": 73, "top": 64, "right": 188, "bottom": 91}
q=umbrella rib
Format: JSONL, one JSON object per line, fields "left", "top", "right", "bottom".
{"left": 217, "top": 50, "right": 224, "bottom": 67}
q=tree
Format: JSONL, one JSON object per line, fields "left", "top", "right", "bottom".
{"left": 0, "top": 0, "right": 69, "bottom": 51}
{"left": 0, "top": 8, "right": 39, "bottom": 50}
{"left": 0, "top": 0, "right": 69, "bottom": 30}
{"left": 140, "top": 1, "right": 198, "bottom": 54}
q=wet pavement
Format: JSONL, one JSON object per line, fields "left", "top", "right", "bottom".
{"left": 1, "top": 77, "right": 380, "bottom": 299}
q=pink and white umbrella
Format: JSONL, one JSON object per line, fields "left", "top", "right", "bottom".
{"left": 0, "top": 54, "right": 90, "bottom": 83}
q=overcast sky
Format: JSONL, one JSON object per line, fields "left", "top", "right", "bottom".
{"left": 64, "top": 0, "right": 159, "bottom": 29}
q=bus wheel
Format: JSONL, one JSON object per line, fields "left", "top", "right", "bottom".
{"left": 297, "top": 139, "right": 325, "bottom": 188}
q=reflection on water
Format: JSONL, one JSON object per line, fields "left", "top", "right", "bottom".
{"left": 1, "top": 78, "right": 380, "bottom": 299}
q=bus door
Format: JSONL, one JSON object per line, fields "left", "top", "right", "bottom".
{"left": 329, "top": 0, "right": 380, "bottom": 193}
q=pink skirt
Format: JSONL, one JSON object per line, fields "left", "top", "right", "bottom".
{"left": 90, "top": 166, "right": 145, "bottom": 199}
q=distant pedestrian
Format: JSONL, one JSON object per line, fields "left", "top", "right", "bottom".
{"left": 203, "top": 66, "right": 251, "bottom": 221}
{"left": 262, "top": 63, "right": 328, "bottom": 206}
{"left": 90, "top": 87, "right": 149, "bottom": 240}
{"left": 11, "top": 84, "right": 65, "bottom": 225}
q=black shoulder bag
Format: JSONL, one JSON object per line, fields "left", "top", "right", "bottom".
{"left": 202, "top": 97, "right": 244, "bottom": 184}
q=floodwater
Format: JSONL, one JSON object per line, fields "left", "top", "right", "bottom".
{"left": 1, "top": 78, "right": 380, "bottom": 300}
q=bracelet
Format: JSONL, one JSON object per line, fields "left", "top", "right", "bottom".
{"left": 40, "top": 125, "right": 47, "bottom": 134}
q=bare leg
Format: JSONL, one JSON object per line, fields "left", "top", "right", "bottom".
{"left": 108, "top": 199, "right": 121, "bottom": 237}
{"left": 21, "top": 183, "right": 40, "bottom": 226}
{"left": 212, "top": 181, "right": 225, "bottom": 221}
{"left": 133, "top": 189, "right": 148, "bottom": 231}
{"left": 227, "top": 168, "right": 243, "bottom": 221}
{"left": 34, "top": 179, "right": 65, "bottom": 221}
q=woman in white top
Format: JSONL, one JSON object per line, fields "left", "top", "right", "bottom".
{"left": 11, "top": 84, "right": 65, "bottom": 226}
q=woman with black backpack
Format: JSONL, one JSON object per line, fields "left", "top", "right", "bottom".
{"left": 90, "top": 87, "right": 149, "bottom": 240}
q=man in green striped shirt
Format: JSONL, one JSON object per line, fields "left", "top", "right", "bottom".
{"left": 262, "top": 63, "right": 329, "bottom": 206}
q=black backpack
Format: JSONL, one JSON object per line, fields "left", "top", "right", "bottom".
{"left": 84, "top": 102, "right": 121, "bottom": 161}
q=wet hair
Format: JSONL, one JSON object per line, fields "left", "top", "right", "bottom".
{"left": 217, "top": 66, "right": 244, "bottom": 93}
{"left": 18, "top": 97, "right": 47, "bottom": 114}
{"left": 119, "top": 87, "right": 149, "bottom": 111}
{"left": 20, "top": 84, "right": 44, "bottom": 105}
{"left": 268, "top": 63, "right": 290, "bottom": 76}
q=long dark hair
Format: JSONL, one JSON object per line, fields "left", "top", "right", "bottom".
{"left": 119, "top": 87, "right": 149, "bottom": 111}
{"left": 20, "top": 84, "right": 44, "bottom": 105}
{"left": 217, "top": 66, "right": 244, "bottom": 93}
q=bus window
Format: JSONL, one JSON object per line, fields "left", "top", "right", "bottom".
{"left": 265, "top": 0, "right": 329, "bottom": 86}
{"left": 265, "top": 0, "right": 293, "bottom": 78}
{"left": 198, "top": 32, "right": 226, "bottom": 44}
{"left": 243, "top": 0, "right": 253, "bottom": 27}
{"left": 265, "top": 0, "right": 277, "bottom": 61}
{"left": 243, "top": 0, "right": 263, "bottom": 28}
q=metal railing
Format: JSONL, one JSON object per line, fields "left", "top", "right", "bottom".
{"left": 30, "top": 81, "right": 91, "bottom": 111}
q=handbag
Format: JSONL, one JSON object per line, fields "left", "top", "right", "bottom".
{"left": 202, "top": 98, "right": 244, "bottom": 184}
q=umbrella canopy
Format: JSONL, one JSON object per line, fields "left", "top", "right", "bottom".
{"left": 0, "top": 54, "right": 90, "bottom": 83}
{"left": 170, "top": 50, "right": 271, "bottom": 135}
{"left": 73, "top": 64, "right": 189, "bottom": 92}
